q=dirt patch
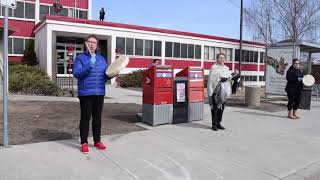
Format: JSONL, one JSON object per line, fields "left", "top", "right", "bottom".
{"left": 0, "top": 101, "right": 145, "bottom": 145}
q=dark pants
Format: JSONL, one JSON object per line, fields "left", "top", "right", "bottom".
{"left": 79, "top": 95, "right": 104, "bottom": 144}
{"left": 211, "top": 96, "right": 225, "bottom": 127}
{"left": 286, "top": 88, "right": 301, "bottom": 111}
{"left": 232, "top": 82, "right": 238, "bottom": 94}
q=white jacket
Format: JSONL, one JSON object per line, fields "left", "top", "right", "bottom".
{"left": 207, "top": 63, "right": 232, "bottom": 97}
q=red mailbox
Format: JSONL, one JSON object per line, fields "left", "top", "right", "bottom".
{"left": 142, "top": 65, "right": 174, "bottom": 126}
{"left": 176, "top": 67, "right": 204, "bottom": 121}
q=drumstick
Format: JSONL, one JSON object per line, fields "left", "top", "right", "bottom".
{"left": 85, "top": 41, "right": 93, "bottom": 57}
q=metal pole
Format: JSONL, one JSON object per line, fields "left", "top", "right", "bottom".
{"left": 239, "top": 0, "right": 243, "bottom": 78}
{"left": 264, "top": 17, "right": 269, "bottom": 100}
{"left": 308, "top": 52, "right": 312, "bottom": 74}
{"left": 3, "top": 7, "right": 9, "bottom": 147}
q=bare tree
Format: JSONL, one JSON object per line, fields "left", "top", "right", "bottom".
{"left": 245, "top": 0, "right": 320, "bottom": 46}
{"left": 245, "top": 0, "right": 278, "bottom": 44}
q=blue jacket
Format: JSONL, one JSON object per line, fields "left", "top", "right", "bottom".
{"left": 73, "top": 51, "right": 109, "bottom": 96}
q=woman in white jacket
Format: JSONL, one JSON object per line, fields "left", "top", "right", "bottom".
{"left": 207, "top": 53, "right": 232, "bottom": 131}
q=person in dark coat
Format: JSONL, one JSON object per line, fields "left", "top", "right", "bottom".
{"left": 99, "top": 7, "right": 105, "bottom": 21}
{"left": 73, "top": 35, "right": 112, "bottom": 153}
{"left": 285, "top": 58, "right": 303, "bottom": 119}
{"left": 231, "top": 69, "right": 240, "bottom": 94}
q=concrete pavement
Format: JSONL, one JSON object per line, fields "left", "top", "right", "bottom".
{"left": 1, "top": 86, "right": 320, "bottom": 180}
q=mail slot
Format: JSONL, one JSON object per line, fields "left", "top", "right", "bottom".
{"left": 142, "top": 65, "right": 174, "bottom": 126}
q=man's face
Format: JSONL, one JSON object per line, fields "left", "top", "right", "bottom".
{"left": 293, "top": 60, "right": 300, "bottom": 69}
{"left": 86, "top": 37, "right": 98, "bottom": 53}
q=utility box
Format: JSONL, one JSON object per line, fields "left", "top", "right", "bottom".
{"left": 173, "top": 78, "right": 188, "bottom": 124}
{"left": 299, "top": 85, "right": 312, "bottom": 110}
{"left": 175, "top": 67, "right": 204, "bottom": 122}
{"left": 142, "top": 65, "right": 174, "bottom": 126}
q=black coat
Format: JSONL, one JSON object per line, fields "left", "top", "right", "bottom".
{"left": 285, "top": 66, "right": 303, "bottom": 92}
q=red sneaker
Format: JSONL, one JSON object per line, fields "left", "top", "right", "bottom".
{"left": 81, "top": 143, "right": 89, "bottom": 154}
{"left": 94, "top": 141, "right": 106, "bottom": 150}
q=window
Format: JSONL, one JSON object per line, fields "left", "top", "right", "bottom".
{"left": 259, "top": 76, "right": 265, "bottom": 81}
{"left": 60, "top": 8, "right": 68, "bottom": 17}
{"left": 116, "top": 37, "right": 125, "bottom": 55}
{"left": 50, "top": 5, "right": 56, "bottom": 15}
{"left": 165, "top": 42, "right": 172, "bottom": 57}
{"left": 260, "top": 52, "right": 264, "bottom": 63}
{"left": 227, "top": 48, "right": 232, "bottom": 61}
{"left": 25, "top": 3, "right": 35, "bottom": 19}
{"left": 209, "top": 47, "right": 214, "bottom": 60}
{"left": 188, "top": 44, "right": 194, "bottom": 59}
{"left": 25, "top": 39, "right": 34, "bottom": 48}
{"left": 215, "top": 47, "right": 221, "bottom": 58}
{"left": 13, "top": 38, "right": 24, "bottom": 54}
{"left": 126, "top": 38, "right": 134, "bottom": 55}
{"left": 252, "top": 76, "right": 257, "bottom": 81}
{"left": 221, "top": 48, "right": 227, "bottom": 57}
{"left": 154, "top": 41, "right": 161, "bottom": 57}
{"left": 173, "top": 43, "right": 180, "bottom": 58}
{"left": 244, "top": 50, "right": 249, "bottom": 62}
{"left": 195, "top": 45, "right": 201, "bottom": 59}
{"left": 144, "top": 40, "right": 153, "bottom": 56}
{"left": 204, "top": 46, "right": 209, "bottom": 60}
{"left": 135, "top": 39, "right": 143, "bottom": 56}
{"left": 181, "top": 43, "right": 187, "bottom": 58}
{"left": 235, "top": 49, "right": 240, "bottom": 61}
{"left": 2, "top": 6, "right": 13, "bottom": 17}
{"left": 14, "top": 1, "right": 24, "bottom": 18}
{"left": 254, "top": 52, "right": 258, "bottom": 63}
{"left": 8, "top": 38, "right": 12, "bottom": 54}
{"left": 40, "top": 5, "right": 49, "bottom": 19}
{"left": 79, "top": 10, "right": 87, "bottom": 19}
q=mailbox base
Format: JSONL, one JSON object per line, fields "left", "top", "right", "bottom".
{"left": 142, "top": 104, "right": 173, "bottom": 126}
{"left": 188, "top": 102, "right": 204, "bottom": 121}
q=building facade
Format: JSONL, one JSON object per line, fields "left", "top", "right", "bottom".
{"left": 0, "top": 0, "right": 92, "bottom": 62}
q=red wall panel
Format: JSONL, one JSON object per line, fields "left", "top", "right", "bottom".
{"left": 127, "top": 58, "right": 155, "bottom": 68}
{"left": 9, "top": 56, "right": 23, "bottom": 62}
{"left": 40, "top": 0, "right": 88, "bottom": 9}
{"left": 7, "top": 20, "right": 35, "bottom": 37}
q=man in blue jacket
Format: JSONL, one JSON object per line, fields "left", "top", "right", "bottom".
{"left": 73, "top": 35, "right": 111, "bottom": 154}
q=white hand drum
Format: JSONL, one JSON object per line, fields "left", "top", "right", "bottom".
{"left": 302, "top": 74, "right": 315, "bottom": 86}
{"left": 106, "top": 55, "right": 129, "bottom": 77}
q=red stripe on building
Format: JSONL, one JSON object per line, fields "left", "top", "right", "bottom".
{"left": 165, "top": 59, "right": 201, "bottom": 69}
{"left": 6, "top": 20, "right": 35, "bottom": 37}
{"left": 260, "top": 64, "right": 265, "bottom": 71}
{"left": 40, "top": 0, "right": 88, "bottom": 9}
{"left": 41, "top": 15, "right": 265, "bottom": 47}
{"left": 9, "top": 56, "right": 23, "bottom": 62}
{"left": 241, "top": 64, "right": 259, "bottom": 71}
{"left": 127, "top": 58, "right": 156, "bottom": 68}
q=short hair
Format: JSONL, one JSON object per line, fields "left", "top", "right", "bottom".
{"left": 153, "top": 59, "right": 160, "bottom": 63}
{"left": 85, "top": 34, "right": 99, "bottom": 42}
{"left": 216, "top": 53, "right": 225, "bottom": 59}
{"left": 292, "top": 58, "right": 299, "bottom": 64}
{"left": 85, "top": 34, "right": 99, "bottom": 52}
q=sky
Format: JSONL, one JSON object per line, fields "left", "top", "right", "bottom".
{"left": 91, "top": 0, "right": 254, "bottom": 41}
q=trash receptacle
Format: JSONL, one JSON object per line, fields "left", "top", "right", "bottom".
{"left": 299, "top": 85, "right": 312, "bottom": 110}
{"left": 142, "top": 65, "right": 174, "bottom": 126}
{"left": 173, "top": 77, "right": 188, "bottom": 124}
{"left": 245, "top": 86, "right": 261, "bottom": 106}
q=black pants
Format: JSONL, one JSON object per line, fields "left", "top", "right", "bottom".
{"left": 79, "top": 95, "right": 104, "bottom": 144}
{"left": 286, "top": 89, "right": 301, "bottom": 111}
{"left": 232, "top": 82, "right": 238, "bottom": 94}
{"left": 211, "top": 96, "right": 225, "bottom": 127}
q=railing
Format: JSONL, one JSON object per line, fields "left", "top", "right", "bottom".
{"left": 56, "top": 76, "right": 77, "bottom": 97}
